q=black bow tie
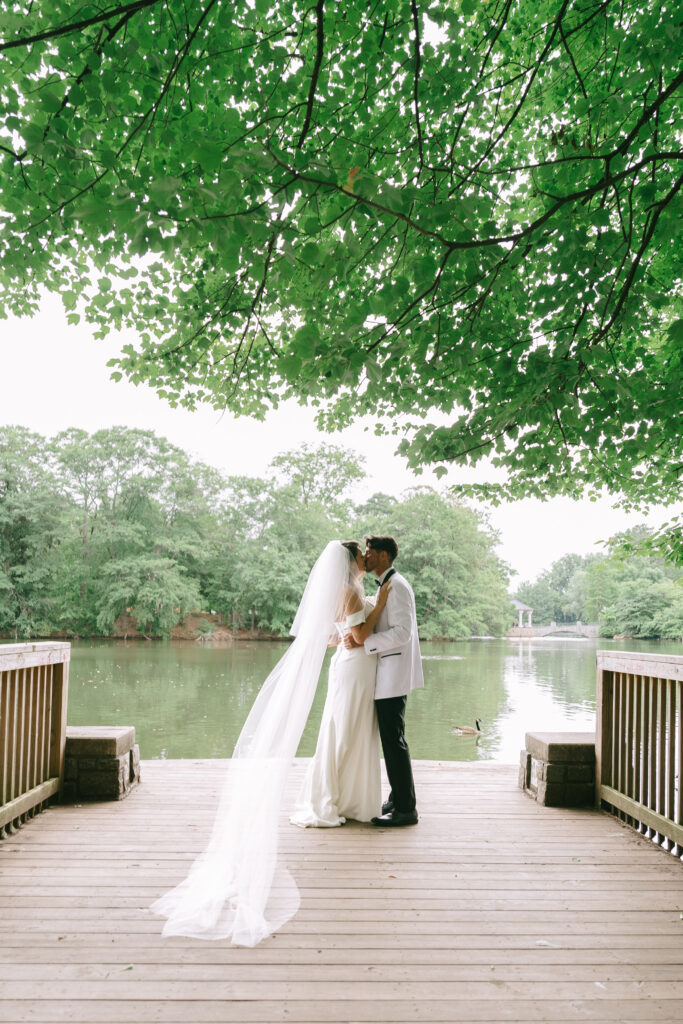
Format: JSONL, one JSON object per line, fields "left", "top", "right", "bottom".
{"left": 376, "top": 569, "right": 394, "bottom": 587}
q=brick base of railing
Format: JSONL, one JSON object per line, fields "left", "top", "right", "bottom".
{"left": 519, "top": 732, "right": 595, "bottom": 807}
{"left": 63, "top": 726, "right": 140, "bottom": 802}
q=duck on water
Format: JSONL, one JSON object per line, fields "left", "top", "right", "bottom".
{"left": 451, "top": 718, "right": 482, "bottom": 736}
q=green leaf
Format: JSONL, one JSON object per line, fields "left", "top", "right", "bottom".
{"left": 666, "top": 318, "right": 683, "bottom": 343}
{"left": 41, "top": 90, "right": 63, "bottom": 113}
{"left": 68, "top": 83, "right": 86, "bottom": 105}
{"left": 22, "top": 122, "right": 47, "bottom": 146}
{"left": 293, "top": 323, "right": 320, "bottom": 359}
{"left": 300, "top": 242, "right": 319, "bottom": 264}
{"left": 198, "top": 144, "right": 223, "bottom": 173}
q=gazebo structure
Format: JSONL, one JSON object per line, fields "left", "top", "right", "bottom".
{"left": 512, "top": 598, "right": 533, "bottom": 627}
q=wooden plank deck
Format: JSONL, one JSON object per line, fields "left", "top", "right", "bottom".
{"left": 1, "top": 759, "right": 683, "bottom": 1023}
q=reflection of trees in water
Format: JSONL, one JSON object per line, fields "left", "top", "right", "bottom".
{"left": 504, "top": 641, "right": 598, "bottom": 711}
{"left": 67, "top": 638, "right": 680, "bottom": 762}
{"left": 411, "top": 641, "right": 509, "bottom": 762}
{"left": 504, "top": 637, "right": 683, "bottom": 714}
{"left": 68, "top": 640, "right": 288, "bottom": 758}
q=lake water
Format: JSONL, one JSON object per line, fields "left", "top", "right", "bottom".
{"left": 63, "top": 636, "right": 683, "bottom": 762}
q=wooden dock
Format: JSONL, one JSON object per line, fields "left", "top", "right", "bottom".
{"left": 1, "top": 759, "right": 683, "bottom": 1023}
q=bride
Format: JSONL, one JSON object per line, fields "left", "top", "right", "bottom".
{"left": 290, "top": 540, "right": 389, "bottom": 827}
{"left": 151, "top": 539, "right": 387, "bottom": 947}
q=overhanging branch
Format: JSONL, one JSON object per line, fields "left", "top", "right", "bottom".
{"left": 296, "top": 0, "right": 325, "bottom": 150}
{"left": 0, "top": 0, "right": 165, "bottom": 51}
{"left": 409, "top": 0, "right": 424, "bottom": 177}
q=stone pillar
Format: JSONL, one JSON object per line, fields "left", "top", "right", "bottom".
{"left": 519, "top": 731, "right": 595, "bottom": 807}
{"left": 63, "top": 726, "right": 140, "bottom": 802}
{"left": 518, "top": 609, "right": 524, "bottom": 627}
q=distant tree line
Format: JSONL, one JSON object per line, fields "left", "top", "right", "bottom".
{"left": 0, "top": 426, "right": 512, "bottom": 640}
{"left": 515, "top": 537, "right": 683, "bottom": 639}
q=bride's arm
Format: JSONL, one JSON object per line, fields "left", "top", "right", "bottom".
{"left": 348, "top": 584, "right": 392, "bottom": 644}
{"left": 327, "top": 587, "right": 361, "bottom": 646}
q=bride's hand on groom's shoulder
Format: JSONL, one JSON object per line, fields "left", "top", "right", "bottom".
{"left": 377, "top": 582, "right": 392, "bottom": 608}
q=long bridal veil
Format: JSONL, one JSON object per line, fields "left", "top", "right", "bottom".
{"left": 151, "top": 540, "right": 350, "bottom": 946}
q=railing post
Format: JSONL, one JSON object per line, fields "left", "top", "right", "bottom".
{"left": 595, "top": 653, "right": 613, "bottom": 809}
{"left": 677, "top": 678, "right": 683, "bottom": 859}
{"left": 49, "top": 659, "right": 69, "bottom": 797}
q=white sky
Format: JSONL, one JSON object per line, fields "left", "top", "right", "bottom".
{"left": 1, "top": 294, "right": 677, "bottom": 583}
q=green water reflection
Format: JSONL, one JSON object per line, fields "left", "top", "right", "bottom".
{"left": 61, "top": 636, "right": 683, "bottom": 762}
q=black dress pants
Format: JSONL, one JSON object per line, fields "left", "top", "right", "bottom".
{"left": 375, "top": 694, "right": 416, "bottom": 813}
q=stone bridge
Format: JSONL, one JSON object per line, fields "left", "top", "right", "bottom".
{"left": 507, "top": 621, "right": 600, "bottom": 638}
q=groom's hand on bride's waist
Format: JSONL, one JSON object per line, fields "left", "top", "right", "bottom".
{"left": 343, "top": 634, "right": 363, "bottom": 650}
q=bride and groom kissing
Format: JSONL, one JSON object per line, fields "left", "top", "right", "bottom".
{"left": 291, "top": 535, "right": 423, "bottom": 830}
{"left": 152, "top": 534, "right": 423, "bottom": 946}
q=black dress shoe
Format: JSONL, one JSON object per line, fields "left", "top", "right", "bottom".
{"left": 381, "top": 800, "right": 394, "bottom": 815}
{"left": 371, "top": 809, "right": 418, "bottom": 827}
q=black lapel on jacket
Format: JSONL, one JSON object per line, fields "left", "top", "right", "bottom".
{"left": 380, "top": 568, "right": 397, "bottom": 588}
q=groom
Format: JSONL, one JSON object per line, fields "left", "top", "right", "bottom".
{"left": 349, "top": 535, "right": 424, "bottom": 826}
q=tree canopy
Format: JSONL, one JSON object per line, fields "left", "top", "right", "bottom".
{"left": 0, "top": 1, "right": 681, "bottom": 509}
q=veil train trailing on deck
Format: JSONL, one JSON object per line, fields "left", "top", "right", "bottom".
{"left": 151, "top": 541, "right": 350, "bottom": 946}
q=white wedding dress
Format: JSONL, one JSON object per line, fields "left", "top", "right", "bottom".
{"left": 151, "top": 542, "right": 376, "bottom": 947}
{"left": 290, "top": 598, "right": 381, "bottom": 827}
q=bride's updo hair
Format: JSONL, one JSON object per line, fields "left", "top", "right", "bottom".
{"left": 341, "top": 540, "right": 361, "bottom": 562}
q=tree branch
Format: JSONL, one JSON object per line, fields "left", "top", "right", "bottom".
{"left": 296, "top": 0, "right": 325, "bottom": 149}
{"left": 0, "top": 143, "right": 21, "bottom": 160}
{"left": 615, "top": 67, "right": 683, "bottom": 157}
{"left": 0, "top": 0, "right": 164, "bottom": 52}
{"left": 409, "top": 0, "right": 424, "bottom": 177}
{"left": 599, "top": 169, "right": 683, "bottom": 339}
{"left": 558, "top": 20, "right": 588, "bottom": 99}
{"left": 456, "top": 0, "right": 571, "bottom": 190}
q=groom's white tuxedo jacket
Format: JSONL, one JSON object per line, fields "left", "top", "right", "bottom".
{"left": 364, "top": 570, "right": 424, "bottom": 700}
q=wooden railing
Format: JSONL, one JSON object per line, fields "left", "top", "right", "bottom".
{"left": 596, "top": 650, "right": 682, "bottom": 855}
{"left": 0, "top": 642, "right": 70, "bottom": 837}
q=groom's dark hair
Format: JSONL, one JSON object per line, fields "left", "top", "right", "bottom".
{"left": 365, "top": 535, "right": 398, "bottom": 562}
